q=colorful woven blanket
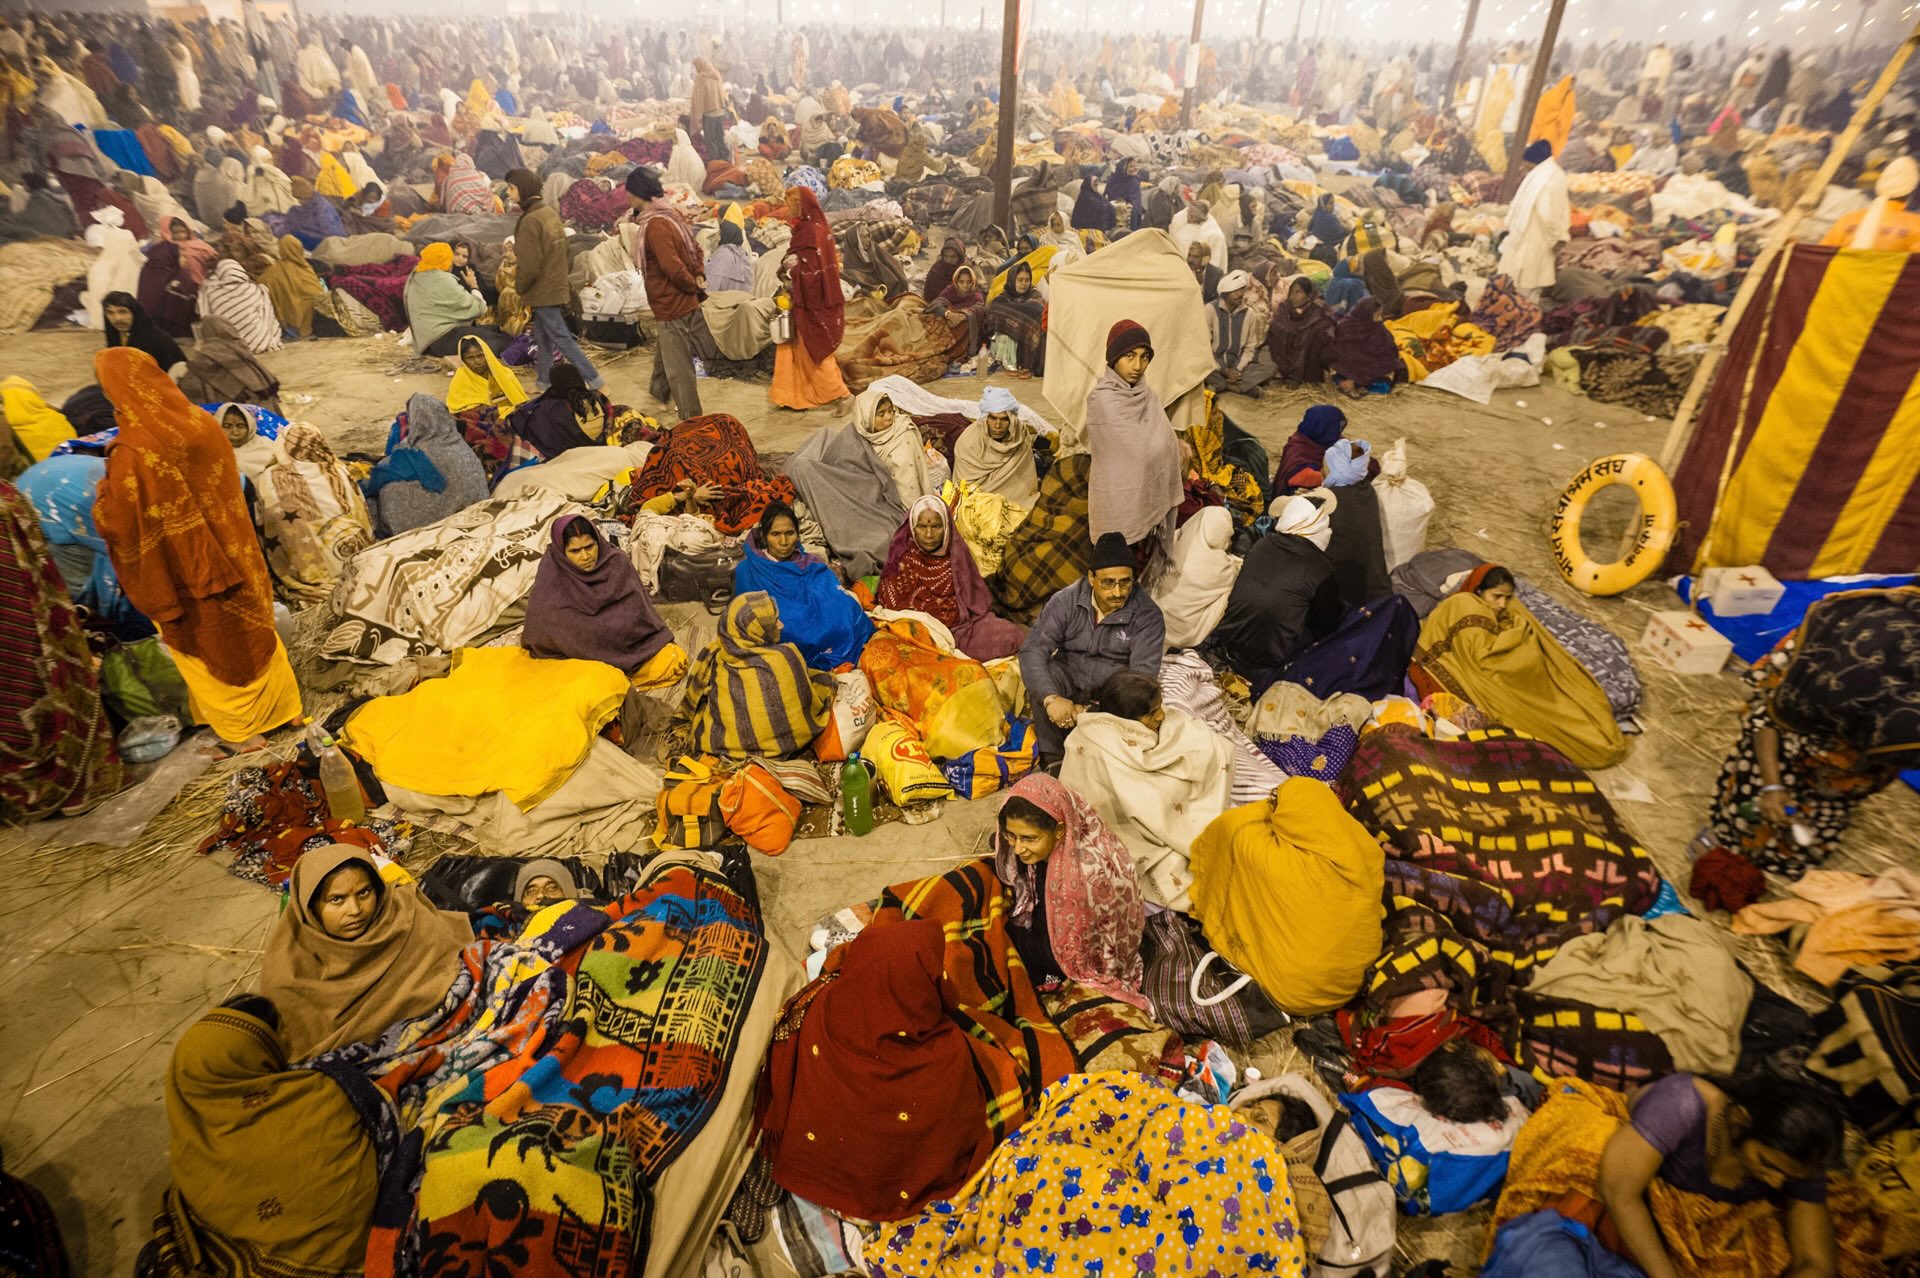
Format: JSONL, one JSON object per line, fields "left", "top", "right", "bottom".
{"left": 349, "top": 853, "right": 771, "bottom": 1278}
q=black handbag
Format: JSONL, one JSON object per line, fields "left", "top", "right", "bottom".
{"left": 658, "top": 543, "right": 744, "bottom": 614}
{"left": 1140, "top": 910, "right": 1291, "bottom": 1047}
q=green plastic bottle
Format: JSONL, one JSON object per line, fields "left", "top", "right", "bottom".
{"left": 840, "top": 753, "right": 873, "bottom": 837}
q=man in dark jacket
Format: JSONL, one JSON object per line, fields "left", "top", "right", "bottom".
{"left": 506, "top": 168, "right": 604, "bottom": 392}
{"left": 1018, "top": 532, "right": 1166, "bottom": 768}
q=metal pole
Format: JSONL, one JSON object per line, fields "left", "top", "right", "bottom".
{"left": 1255, "top": 0, "right": 1270, "bottom": 41}
{"left": 990, "top": 0, "right": 1021, "bottom": 233}
{"left": 1441, "top": 0, "right": 1481, "bottom": 113}
{"left": 1179, "top": 0, "right": 1205, "bottom": 128}
{"left": 1289, "top": 0, "right": 1307, "bottom": 48}
{"left": 1497, "top": 0, "right": 1568, "bottom": 202}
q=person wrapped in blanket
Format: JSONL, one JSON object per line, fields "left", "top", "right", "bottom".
{"left": 446, "top": 335, "right": 537, "bottom": 485}
{"left": 734, "top": 501, "right": 873, "bottom": 670}
{"left": 875, "top": 495, "right": 1026, "bottom": 661}
{"left": 522, "top": 514, "right": 689, "bottom": 690}
{"left": 1413, "top": 564, "right": 1627, "bottom": 770}
{"left": 676, "top": 591, "right": 836, "bottom": 758}
{"left": 1698, "top": 586, "right": 1919, "bottom": 878}
{"left": 1492, "top": 1072, "right": 1890, "bottom": 1278}
{"left": 138, "top": 993, "right": 392, "bottom": 1278}
{"left": 1061, "top": 668, "right": 1233, "bottom": 910}
{"left": 259, "top": 845, "right": 472, "bottom": 1060}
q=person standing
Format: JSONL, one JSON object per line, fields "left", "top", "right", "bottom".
{"left": 1496, "top": 140, "right": 1569, "bottom": 293}
{"left": 92, "top": 348, "right": 302, "bottom": 751}
{"left": 770, "top": 186, "right": 852, "bottom": 413}
{"left": 624, "top": 166, "right": 710, "bottom": 421}
{"left": 506, "top": 168, "right": 604, "bottom": 394}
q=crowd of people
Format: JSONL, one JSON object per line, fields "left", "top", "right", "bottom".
{"left": 2, "top": 9, "right": 1920, "bottom": 1278}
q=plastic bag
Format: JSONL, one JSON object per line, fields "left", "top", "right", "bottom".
{"left": 1373, "top": 438, "right": 1434, "bottom": 572}
{"left": 100, "top": 637, "right": 192, "bottom": 723}
{"left": 863, "top": 718, "right": 953, "bottom": 804}
{"left": 812, "top": 669, "right": 877, "bottom": 762}
{"left": 118, "top": 715, "right": 182, "bottom": 763}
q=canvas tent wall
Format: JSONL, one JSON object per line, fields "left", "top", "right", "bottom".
{"left": 1665, "top": 244, "right": 1920, "bottom": 578}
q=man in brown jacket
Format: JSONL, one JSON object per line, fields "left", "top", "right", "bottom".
{"left": 626, "top": 165, "right": 715, "bottom": 421}
{"left": 506, "top": 168, "right": 604, "bottom": 392}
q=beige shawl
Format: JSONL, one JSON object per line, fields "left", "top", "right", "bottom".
{"left": 259, "top": 845, "right": 472, "bottom": 1060}
{"left": 1059, "top": 709, "right": 1235, "bottom": 909}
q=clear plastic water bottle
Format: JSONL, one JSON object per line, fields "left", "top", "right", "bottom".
{"left": 307, "top": 722, "right": 367, "bottom": 825}
{"left": 840, "top": 753, "right": 873, "bottom": 837}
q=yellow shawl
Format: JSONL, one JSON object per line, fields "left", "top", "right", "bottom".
{"left": 446, "top": 336, "right": 529, "bottom": 413}
{"left": 1416, "top": 591, "right": 1627, "bottom": 768}
{"left": 1189, "top": 777, "right": 1384, "bottom": 1015}
{"left": 2, "top": 376, "right": 75, "bottom": 462}
{"left": 314, "top": 150, "right": 358, "bottom": 199}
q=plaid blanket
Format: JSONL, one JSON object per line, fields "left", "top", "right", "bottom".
{"left": 988, "top": 452, "right": 1092, "bottom": 622}
{"left": 343, "top": 853, "right": 771, "bottom": 1278}
{"left": 872, "top": 858, "right": 1078, "bottom": 1144}
{"left": 1342, "top": 726, "right": 1671, "bottom": 1088}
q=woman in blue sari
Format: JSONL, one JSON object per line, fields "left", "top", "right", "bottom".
{"left": 17, "top": 453, "right": 153, "bottom": 639}
{"left": 732, "top": 502, "right": 872, "bottom": 670}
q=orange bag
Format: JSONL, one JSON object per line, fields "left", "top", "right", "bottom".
{"left": 720, "top": 761, "right": 802, "bottom": 855}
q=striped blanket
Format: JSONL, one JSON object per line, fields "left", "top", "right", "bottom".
{"left": 1341, "top": 726, "right": 1676, "bottom": 1089}
{"left": 871, "top": 859, "right": 1078, "bottom": 1144}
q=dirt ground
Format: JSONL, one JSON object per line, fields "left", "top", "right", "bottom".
{"left": 2, "top": 324, "right": 1914, "bottom": 1274}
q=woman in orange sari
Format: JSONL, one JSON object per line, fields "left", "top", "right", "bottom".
{"left": 771, "top": 186, "right": 852, "bottom": 412}
{"left": 93, "top": 348, "right": 302, "bottom": 750}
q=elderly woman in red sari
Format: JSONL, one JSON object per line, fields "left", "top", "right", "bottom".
{"left": 93, "top": 348, "right": 303, "bottom": 750}
{"left": 877, "top": 495, "right": 1026, "bottom": 661}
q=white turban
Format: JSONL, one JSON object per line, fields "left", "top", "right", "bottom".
{"left": 1269, "top": 488, "right": 1336, "bottom": 551}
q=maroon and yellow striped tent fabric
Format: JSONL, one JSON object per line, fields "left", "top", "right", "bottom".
{"left": 1669, "top": 244, "right": 1920, "bottom": 577}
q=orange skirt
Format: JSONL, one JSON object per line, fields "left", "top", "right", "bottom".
{"left": 771, "top": 338, "right": 849, "bottom": 409}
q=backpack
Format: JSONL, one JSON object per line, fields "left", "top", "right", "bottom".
{"left": 1231, "top": 1074, "right": 1394, "bottom": 1278}
{"left": 653, "top": 756, "right": 730, "bottom": 851}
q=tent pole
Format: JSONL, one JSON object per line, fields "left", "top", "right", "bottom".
{"left": 1180, "top": 0, "right": 1207, "bottom": 129}
{"left": 1441, "top": 0, "right": 1481, "bottom": 117}
{"left": 1497, "top": 0, "right": 1568, "bottom": 202}
{"left": 1656, "top": 16, "right": 1920, "bottom": 475}
{"left": 990, "top": 0, "right": 1022, "bottom": 233}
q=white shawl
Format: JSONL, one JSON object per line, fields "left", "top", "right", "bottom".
{"left": 1151, "top": 506, "right": 1241, "bottom": 648}
{"left": 1059, "top": 708, "right": 1236, "bottom": 910}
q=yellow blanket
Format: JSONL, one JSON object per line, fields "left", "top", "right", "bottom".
{"left": 343, "top": 646, "right": 628, "bottom": 810}
{"left": 1188, "top": 777, "right": 1385, "bottom": 1015}
{"left": 1416, "top": 592, "right": 1627, "bottom": 769}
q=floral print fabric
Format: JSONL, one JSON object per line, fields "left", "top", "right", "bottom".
{"left": 866, "top": 1071, "right": 1310, "bottom": 1278}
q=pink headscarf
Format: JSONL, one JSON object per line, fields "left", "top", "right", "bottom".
{"left": 993, "top": 773, "right": 1147, "bottom": 1008}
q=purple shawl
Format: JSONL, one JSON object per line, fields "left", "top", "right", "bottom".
{"left": 522, "top": 515, "right": 673, "bottom": 674}
{"left": 1328, "top": 298, "right": 1404, "bottom": 386}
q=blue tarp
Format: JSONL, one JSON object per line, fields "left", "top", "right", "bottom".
{"left": 1676, "top": 572, "right": 1919, "bottom": 792}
